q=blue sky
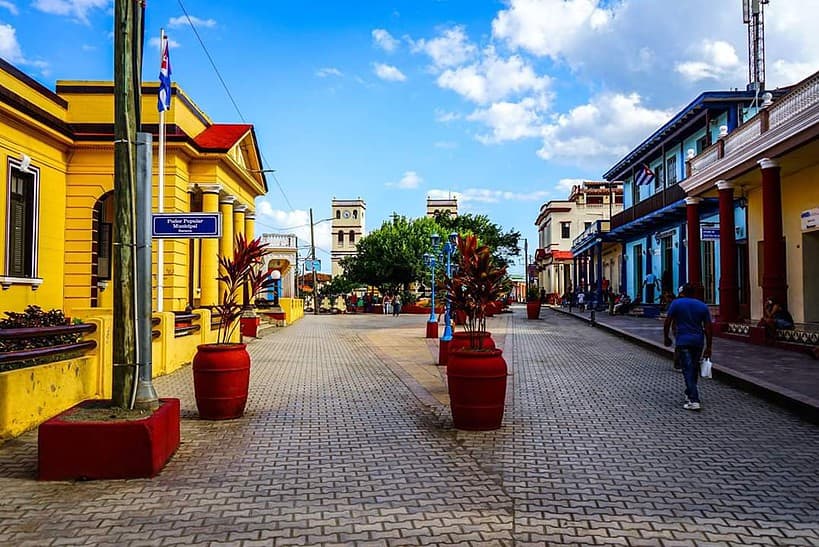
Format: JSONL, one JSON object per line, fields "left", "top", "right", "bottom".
{"left": 2, "top": 0, "right": 818, "bottom": 274}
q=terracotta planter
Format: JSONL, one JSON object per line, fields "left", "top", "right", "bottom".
{"left": 526, "top": 300, "right": 541, "bottom": 320}
{"left": 450, "top": 331, "right": 495, "bottom": 352}
{"left": 193, "top": 343, "right": 250, "bottom": 420}
{"left": 447, "top": 347, "right": 507, "bottom": 430}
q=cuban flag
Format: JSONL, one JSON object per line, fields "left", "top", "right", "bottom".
{"left": 634, "top": 163, "right": 655, "bottom": 186}
{"left": 158, "top": 37, "right": 172, "bottom": 112}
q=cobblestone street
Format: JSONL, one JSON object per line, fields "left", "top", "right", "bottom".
{"left": 1, "top": 309, "right": 818, "bottom": 546}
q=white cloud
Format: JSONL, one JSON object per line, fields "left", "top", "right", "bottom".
{"left": 0, "top": 1, "right": 18, "bottom": 15}
{"left": 0, "top": 22, "right": 23, "bottom": 62}
{"left": 434, "top": 141, "right": 458, "bottom": 149}
{"left": 437, "top": 46, "right": 551, "bottom": 105}
{"left": 168, "top": 15, "right": 216, "bottom": 29}
{"left": 537, "top": 92, "right": 672, "bottom": 167}
{"left": 434, "top": 109, "right": 461, "bottom": 123}
{"left": 386, "top": 171, "right": 423, "bottom": 189}
{"left": 492, "top": 0, "right": 615, "bottom": 60}
{"left": 372, "top": 28, "right": 399, "bottom": 52}
{"left": 373, "top": 62, "right": 406, "bottom": 82}
{"left": 255, "top": 204, "right": 332, "bottom": 264}
{"left": 675, "top": 40, "right": 742, "bottom": 82}
{"left": 411, "top": 25, "right": 477, "bottom": 69}
{"left": 428, "top": 187, "right": 550, "bottom": 204}
{"left": 555, "top": 178, "right": 583, "bottom": 192}
{"left": 31, "top": 0, "right": 110, "bottom": 24}
{"left": 149, "top": 36, "right": 180, "bottom": 50}
{"left": 316, "top": 67, "right": 343, "bottom": 78}
{"left": 468, "top": 98, "right": 544, "bottom": 144}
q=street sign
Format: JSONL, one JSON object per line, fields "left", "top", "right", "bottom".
{"left": 802, "top": 208, "right": 819, "bottom": 232}
{"left": 700, "top": 223, "right": 720, "bottom": 240}
{"left": 305, "top": 259, "right": 321, "bottom": 270}
{"left": 152, "top": 213, "right": 221, "bottom": 238}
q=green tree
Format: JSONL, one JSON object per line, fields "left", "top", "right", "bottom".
{"left": 432, "top": 211, "right": 521, "bottom": 269}
{"left": 341, "top": 214, "right": 441, "bottom": 293}
{"left": 319, "top": 275, "right": 358, "bottom": 298}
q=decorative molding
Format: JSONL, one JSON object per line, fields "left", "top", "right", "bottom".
{"left": 716, "top": 180, "right": 734, "bottom": 191}
{"left": 758, "top": 157, "right": 779, "bottom": 170}
{"left": 190, "top": 183, "right": 222, "bottom": 194}
{"left": 245, "top": 212, "right": 255, "bottom": 220}
{"left": 0, "top": 276, "right": 43, "bottom": 290}
{"left": 219, "top": 196, "right": 236, "bottom": 206}
{"left": 684, "top": 196, "right": 702, "bottom": 206}
{"left": 234, "top": 204, "right": 248, "bottom": 213}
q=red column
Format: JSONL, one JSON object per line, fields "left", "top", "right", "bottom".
{"left": 685, "top": 197, "right": 704, "bottom": 300}
{"left": 759, "top": 158, "right": 788, "bottom": 306}
{"left": 717, "top": 180, "right": 738, "bottom": 322}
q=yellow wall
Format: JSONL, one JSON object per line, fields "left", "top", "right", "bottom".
{"left": 747, "top": 162, "right": 819, "bottom": 323}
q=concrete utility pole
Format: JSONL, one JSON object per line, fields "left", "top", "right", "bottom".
{"left": 112, "top": 0, "right": 145, "bottom": 409}
{"left": 310, "top": 208, "right": 318, "bottom": 315}
{"left": 524, "top": 238, "right": 529, "bottom": 298}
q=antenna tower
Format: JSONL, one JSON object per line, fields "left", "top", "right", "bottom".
{"left": 743, "top": 0, "right": 770, "bottom": 92}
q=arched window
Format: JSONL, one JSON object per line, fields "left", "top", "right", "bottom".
{"left": 349, "top": 230, "right": 355, "bottom": 244}
{"left": 338, "top": 231, "right": 344, "bottom": 244}
{"left": 352, "top": 210, "right": 358, "bottom": 219}
{"left": 336, "top": 210, "right": 341, "bottom": 219}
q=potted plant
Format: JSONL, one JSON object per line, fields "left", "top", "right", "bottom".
{"left": 526, "top": 286, "right": 541, "bottom": 320}
{"left": 444, "top": 234, "right": 509, "bottom": 431}
{"left": 192, "top": 234, "right": 273, "bottom": 420}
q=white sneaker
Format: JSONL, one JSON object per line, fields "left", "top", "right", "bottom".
{"left": 683, "top": 402, "right": 701, "bottom": 411}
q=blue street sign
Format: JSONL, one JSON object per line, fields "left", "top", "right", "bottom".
{"left": 700, "top": 224, "right": 720, "bottom": 240}
{"left": 152, "top": 213, "right": 221, "bottom": 238}
{"left": 305, "top": 259, "right": 321, "bottom": 270}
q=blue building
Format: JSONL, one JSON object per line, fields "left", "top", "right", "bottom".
{"left": 603, "top": 90, "right": 779, "bottom": 311}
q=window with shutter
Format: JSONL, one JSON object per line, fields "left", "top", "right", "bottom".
{"left": 5, "top": 161, "right": 38, "bottom": 278}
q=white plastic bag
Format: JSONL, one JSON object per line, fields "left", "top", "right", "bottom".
{"left": 700, "top": 358, "right": 713, "bottom": 378}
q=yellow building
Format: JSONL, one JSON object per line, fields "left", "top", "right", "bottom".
{"left": 0, "top": 58, "right": 287, "bottom": 439}
{"left": 0, "top": 58, "right": 268, "bottom": 316}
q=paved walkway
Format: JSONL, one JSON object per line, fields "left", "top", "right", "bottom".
{"left": 548, "top": 305, "right": 819, "bottom": 422}
{"left": 1, "top": 309, "right": 818, "bottom": 545}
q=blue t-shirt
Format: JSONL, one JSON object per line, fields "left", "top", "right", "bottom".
{"left": 667, "top": 297, "right": 711, "bottom": 347}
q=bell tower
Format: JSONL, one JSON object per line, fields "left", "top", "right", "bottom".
{"left": 330, "top": 197, "right": 366, "bottom": 277}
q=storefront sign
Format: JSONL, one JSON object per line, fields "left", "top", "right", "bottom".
{"left": 152, "top": 213, "right": 221, "bottom": 238}
{"left": 801, "top": 207, "right": 819, "bottom": 232}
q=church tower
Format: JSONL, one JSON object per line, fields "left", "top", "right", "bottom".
{"left": 330, "top": 198, "right": 366, "bottom": 277}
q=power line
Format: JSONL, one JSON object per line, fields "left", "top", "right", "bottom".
{"left": 176, "top": 0, "right": 295, "bottom": 213}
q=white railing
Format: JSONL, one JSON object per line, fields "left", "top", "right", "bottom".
{"left": 690, "top": 144, "right": 720, "bottom": 173}
{"left": 260, "top": 233, "right": 298, "bottom": 250}
{"left": 769, "top": 71, "right": 819, "bottom": 128}
{"left": 724, "top": 118, "right": 761, "bottom": 155}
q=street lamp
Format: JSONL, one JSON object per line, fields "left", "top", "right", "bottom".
{"left": 441, "top": 232, "right": 458, "bottom": 342}
{"left": 423, "top": 233, "right": 441, "bottom": 338}
{"left": 270, "top": 269, "right": 281, "bottom": 308}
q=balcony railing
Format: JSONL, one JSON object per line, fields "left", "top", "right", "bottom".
{"left": 260, "top": 233, "right": 298, "bottom": 249}
{"left": 0, "top": 323, "right": 97, "bottom": 365}
{"left": 610, "top": 184, "right": 686, "bottom": 230}
{"left": 690, "top": 70, "right": 819, "bottom": 173}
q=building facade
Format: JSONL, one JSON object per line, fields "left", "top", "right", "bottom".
{"left": 0, "top": 59, "right": 269, "bottom": 317}
{"left": 603, "top": 90, "right": 784, "bottom": 309}
{"left": 534, "top": 181, "right": 622, "bottom": 298}
{"left": 426, "top": 196, "right": 458, "bottom": 218}
{"left": 330, "top": 198, "right": 366, "bottom": 277}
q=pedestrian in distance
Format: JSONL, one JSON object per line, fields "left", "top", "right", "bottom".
{"left": 392, "top": 294, "right": 402, "bottom": 316}
{"left": 382, "top": 294, "right": 392, "bottom": 315}
{"left": 663, "top": 284, "right": 713, "bottom": 411}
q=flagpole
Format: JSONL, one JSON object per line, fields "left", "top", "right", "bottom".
{"left": 157, "top": 28, "right": 166, "bottom": 312}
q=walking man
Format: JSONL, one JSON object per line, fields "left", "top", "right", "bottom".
{"left": 663, "top": 284, "right": 713, "bottom": 411}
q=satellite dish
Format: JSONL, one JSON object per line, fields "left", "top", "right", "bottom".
{"left": 19, "top": 154, "right": 31, "bottom": 173}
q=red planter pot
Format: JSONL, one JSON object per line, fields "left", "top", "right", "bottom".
{"left": 454, "top": 309, "right": 467, "bottom": 325}
{"left": 240, "top": 316, "right": 260, "bottom": 337}
{"left": 451, "top": 331, "right": 495, "bottom": 353}
{"left": 447, "top": 347, "right": 507, "bottom": 430}
{"left": 193, "top": 343, "right": 250, "bottom": 420}
{"left": 526, "top": 300, "right": 541, "bottom": 320}
{"left": 425, "top": 321, "right": 439, "bottom": 338}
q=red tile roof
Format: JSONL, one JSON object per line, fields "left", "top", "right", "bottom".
{"left": 193, "top": 124, "right": 252, "bottom": 151}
